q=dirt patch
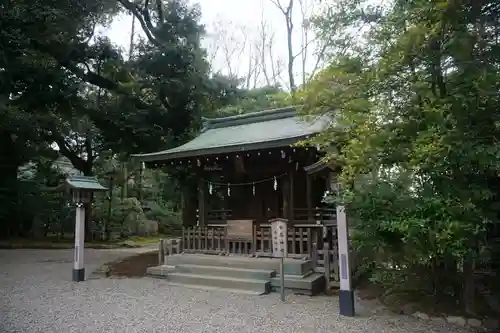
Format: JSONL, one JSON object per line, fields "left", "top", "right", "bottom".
{"left": 107, "top": 251, "right": 159, "bottom": 277}
{"left": 355, "top": 280, "right": 497, "bottom": 319}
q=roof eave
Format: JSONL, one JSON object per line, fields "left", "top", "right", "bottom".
{"left": 304, "top": 159, "right": 338, "bottom": 175}
{"left": 132, "top": 135, "right": 315, "bottom": 162}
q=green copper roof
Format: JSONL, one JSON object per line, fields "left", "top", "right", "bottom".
{"left": 133, "top": 106, "right": 329, "bottom": 161}
{"left": 64, "top": 176, "right": 107, "bottom": 191}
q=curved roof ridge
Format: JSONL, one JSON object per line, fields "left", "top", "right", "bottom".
{"left": 131, "top": 104, "right": 329, "bottom": 162}
{"left": 202, "top": 105, "right": 302, "bottom": 130}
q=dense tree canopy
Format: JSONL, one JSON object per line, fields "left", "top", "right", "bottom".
{"left": 0, "top": 0, "right": 240, "bottom": 237}
{"left": 304, "top": 0, "right": 500, "bottom": 312}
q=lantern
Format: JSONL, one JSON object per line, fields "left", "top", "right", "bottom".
{"left": 64, "top": 176, "right": 107, "bottom": 282}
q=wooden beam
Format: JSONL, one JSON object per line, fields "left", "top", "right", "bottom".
{"left": 282, "top": 175, "right": 290, "bottom": 219}
{"left": 289, "top": 172, "right": 295, "bottom": 224}
{"left": 304, "top": 159, "right": 336, "bottom": 175}
{"left": 325, "top": 171, "right": 332, "bottom": 191}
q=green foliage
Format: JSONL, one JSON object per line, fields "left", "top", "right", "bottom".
{"left": 144, "top": 201, "right": 182, "bottom": 235}
{"left": 13, "top": 163, "right": 73, "bottom": 238}
{"left": 214, "top": 86, "right": 294, "bottom": 116}
{"left": 306, "top": 0, "right": 500, "bottom": 307}
{"left": 0, "top": 0, "right": 242, "bottom": 236}
{"left": 119, "top": 198, "right": 146, "bottom": 236}
{"left": 93, "top": 196, "right": 144, "bottom": 237}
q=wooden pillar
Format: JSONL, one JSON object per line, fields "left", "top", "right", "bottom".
{"left": 306, "top": 174, "right": 312, "bottom": 222}
{"left": 282, "top": 175, "right": 290, "bottom": 219}
{"left": 325, "top": 170, "right": 333, "bottom": 191}
{"left": 289, "top": 172, "right": 295, "bottom": 223}
{"left": 182, "top": 185, "right": 197, "bottom": 226}
{"left": 181, "top": 190, "right": 187, "bottom": 225}
{"left": 198, "top": 178, "right": 206, "bottom": 226}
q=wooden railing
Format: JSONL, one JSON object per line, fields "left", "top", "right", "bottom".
{"left": 316, "top": 243, "right": 339, "bottom": 287}
{"left": 182, "top": 224, "right": 336, "bottom": 256}
{"left": 183, "top": 224, "right": 339, "bottom": 253}
{"left": 180, "top": 222, "right": 357, "bottom": 286}
{"left": 205, "top": 207, "right": 336, "bottom": 225}
{"left": 252, "top": 224, "right": 324, "bottom": 257}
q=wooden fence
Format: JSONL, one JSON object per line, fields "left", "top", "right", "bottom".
{"left": 181, "top": 224, "right": 337, "bottom": 255}
{"left": 179, "top": 223, "right": 354, "bottom": 284}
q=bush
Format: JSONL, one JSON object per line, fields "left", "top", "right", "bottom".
{"left": 93, "top": 196, "right": 147, "bottom": 238}
{"left": 143, "top": 201, "right": 182, "bottom": 235}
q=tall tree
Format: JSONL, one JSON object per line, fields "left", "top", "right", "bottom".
{"left": 270, "top": 0, "right": 297, "bottom": 92}
{"left": 305, "top": 0, "right": 500, "bottom": 312}
{"left": 0, "top": 0, "right": 225, "bottom": 238}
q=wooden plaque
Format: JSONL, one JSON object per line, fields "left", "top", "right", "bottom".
{"left": 270, "top": 218, "right": 288, "bottom": 258}
{"left": 226, "top": 220, "right": 254, "bottom": 241}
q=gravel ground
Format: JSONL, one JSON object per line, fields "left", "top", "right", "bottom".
{"left": 0, "top": 249, "right": 475, "bottom": 333}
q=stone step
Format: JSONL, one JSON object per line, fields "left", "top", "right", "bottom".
{"left": 146, "top": 265, "right": 176, "bottom": 277}
{"left": 167, "top": 254, "right": 313, "bottom": 276}
{"left": 162, "top": 282, "right": 265, "bottom": 295}
{"left": 165, "top": 272, "right": 271, "bottom": 294}
{"left": 175, "top": 264, "right": 276, "bottom": 280}
{"left": 271, "top": 272, "right": 325, "bottom": 296}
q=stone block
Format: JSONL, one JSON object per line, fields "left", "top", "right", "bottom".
{"left": 467, "top": 318, "right": 482, "bottom": 328}
{"left": 166, "top": 272, "right": 271, "bottom": 294}
{"left": 483, "top": 319, "right": 499, "bottom": 330}
{"left": 413, "top": 312, "right": 429, "bottom": 321}
{"left": 446, "top": 316, "right": 466, "bottom": 327}
{"left": 429, "top": 317, "right": 446, "bottom": 325}
{"left": 270, "top": 272, "right": 325, "bottom": 295}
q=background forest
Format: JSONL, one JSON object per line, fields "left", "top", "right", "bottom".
{"left": 1, "top": 0, "right": 499, "bottom": 318}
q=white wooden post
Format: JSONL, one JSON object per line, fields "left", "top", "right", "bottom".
{"left": 73, "top": 203, "right": 85, "bottom": 282}
{"left": 337, "top": 205, "right": 354, "bottom": 316}
{"left": 271, "top": 218, "right": 288, "bottom": 301}
{"left": 67, "top": 176, "right": 107, "bottom": 283}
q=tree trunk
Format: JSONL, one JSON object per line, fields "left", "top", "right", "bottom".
{"left": 105, "top": 176, "right": 113, "bottom": 241}
{"left": 138, "top": 163, "right": 144, "bottom": 202}
{"left": 463, "top": 255, "right": 476, "bottom": 314}
{"left": 0, "top": 131, "right": 22, "bottom": 239}
{"left": 129, "top": 13, "right": 136, "bottom": 59}
{"left": 284, "top": 1, "right": 296, "bottom": 93}
{"left": 121, "top": 163, "right": 128, "bottom": 200}
{"left": 82, "top": 168, "right": 94, "bottom": 242}
{"left": 286, "top": 17, "right": 296, "bottom": 93}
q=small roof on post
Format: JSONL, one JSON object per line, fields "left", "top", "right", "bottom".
{"left": 62, "top": 176, "right": 108, "bottom": 192}
{"left": 131, "top": 106, "right": 330, "bottom": 162}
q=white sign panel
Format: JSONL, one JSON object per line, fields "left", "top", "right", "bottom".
{"left": 336, "top": 205, "right": 351, "bottom": 290}
{"left": 271, "top": 218, "right": 288, "bottom": 258}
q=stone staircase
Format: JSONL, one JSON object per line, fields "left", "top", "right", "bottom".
{"left": 147, "top": 253, "right": 325, "bottom": 295}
